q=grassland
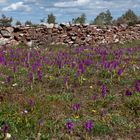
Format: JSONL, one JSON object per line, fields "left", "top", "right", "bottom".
{"left": 0, "top": 40, "right": 140, "bottom": 140}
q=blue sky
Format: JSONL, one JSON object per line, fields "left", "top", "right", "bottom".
{"left": 0, "top": 0, "right": 140, "bottom": 24}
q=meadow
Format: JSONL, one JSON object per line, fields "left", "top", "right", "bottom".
{"left": 0, "top": 40, "right": 140, "bottom": 140}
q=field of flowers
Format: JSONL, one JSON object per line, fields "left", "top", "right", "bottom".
{"left": 0, "top": 40, "right": 140, "bottom": 139}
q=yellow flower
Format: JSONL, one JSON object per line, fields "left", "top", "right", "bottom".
{"left": 49, "top": 76, "right": 54, "bottom": 80}
{"left": 74, "top": 115, "right": 80, "bottom": 119}
{"left": 91, "top": 109, "right": 97, "bottom": 113}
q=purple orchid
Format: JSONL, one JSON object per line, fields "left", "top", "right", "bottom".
{"left": 72, "top": 103, "right": 80, "bottom": 111}
{"left": 125, "top": 89, "right": 132, "bottom": 96}
{"left": 66, "top": 121, "right": 74, "bottom": 131}
{"left": 84, "top": 120, "right": 93, "bottom": 131}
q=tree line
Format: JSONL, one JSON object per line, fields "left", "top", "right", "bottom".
{"left": 0, "top": 9, "right": 140, "bottom": 27}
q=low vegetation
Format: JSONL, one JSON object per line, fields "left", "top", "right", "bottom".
{"left": 0, "top": 40, "right": 140, "bottom": 139}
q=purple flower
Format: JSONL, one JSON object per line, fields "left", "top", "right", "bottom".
{"left": 64, "top": 77, "right": 68, "bottom": 85}
{"left": 28, "top": 99, "right": 34, "bottom": 106}
{"left": 84, "top": 120, "right": 93, "bottom": 131}
{"left": 6, "top": 76, "right": 12, "bottom": 83}
{"left": 79, "top": 62, "right": 85, "bottom": 73}
{"left": 29, "top": 72, "right": 33, "bottom": 82}
{"left": 13, "top": 66, "right": 16, "bottom": 73}
{"left": 72, "top": 103, "right": 80, "bottom": 111}
{"left": 1, "top": 123, "right": 9, "bottom": 134}
{"left": 84, "top": 60, "right": 92, "bottom": 66}
{"left": 134, "top": 80, "right": 140, "bottom": 92}
{"left": 37, "top": 69, "right": 41, "bottom": 81}
{"left": 66, "top": 121, "right": 74, "bottom": 131}
{"left": 118, "top": 69, "right": 123, "bottom": 76}
{"left": 92, "top": 95, "right": 97, "bottom": 100}
{"left": 125, "top": 89, "right": 132, "bottom": 96}
{"left": 32, "top": 64, "right": 36, "bottom": 72}
{"left": 101, "top": 85, "right": 107, "bottom": 98}
{"left": 76, "top": 69, "right": 81, "bottom": 77}
{"left": 100, "top": 109, "right": 107, "bottom": 117}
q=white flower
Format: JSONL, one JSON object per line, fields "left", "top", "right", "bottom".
{"left": 90, "top": 86, "right": 93, "bottom": 89}
{"left": 12, "top": 83, "right": 18, "bottom": 87}
{"left": 5, "top": 133, "right": 11, "bottom": 139}
{"left": 22, "top": 109, "right": 28, "bottom": 115}
{"left": 24, "top": 110, "right": 28, "bottom": 114}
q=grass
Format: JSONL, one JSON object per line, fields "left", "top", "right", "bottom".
{"left": 0, "top": 40, "right": 140, "bottom": 139}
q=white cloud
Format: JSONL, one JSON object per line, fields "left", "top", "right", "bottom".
{"left": 2, "top": 1, "right": 31, "bottom": 12}
{"left": 24, "top": 0, "right": 37, "bottom": 2}
{"left": 0, "top": 0, "right": 6, "bottom": 3}
{"left": 54, "top": 0, "right": 90, "bottom": 8}
{"left": 54, "top": 0, "right": 140, "bottom": 10}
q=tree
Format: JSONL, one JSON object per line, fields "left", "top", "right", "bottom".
{"left": 16, "top": 20, "right": 22, "bottom": 26}
{"left": 72, "top": 14, "right": 86, "bottom": 24}
{"left": 93, "top": 10, "right": 113, "bottom": 26}
{"left": 25, "top": 20, "right": 33, "bottom": 26}
{"left": 116, "top": 9, "right": 138, "bottom": 25}
{"left": 138, "top": 16, "right": 140, "bottom": 24}
{"left": 47, "top": 13, "right": 56, "bottom": 24}
{"left": 0, "top": 14, "right": 13, "bottom": 27}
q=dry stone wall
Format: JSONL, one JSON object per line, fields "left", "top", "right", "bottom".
{"left": 0, "top": 24, "right": 140, "bottom": 47}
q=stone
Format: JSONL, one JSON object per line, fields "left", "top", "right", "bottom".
{"left": 68, "top": 41, "right": 74, "bottom": 44}
{"left": 0, "top": 38, "right": 10, "bottom": 45}
{"left": 71, "top": 36, "right": 76, "bottom": 41}
{"left": 0, "top": 29, "right": 11, "bottom": 38}
{"left": 0, "top": 24, "right": 140, "bottom": 47}
{"left": 6, "top": 27, "right": 14, "bottom": 33}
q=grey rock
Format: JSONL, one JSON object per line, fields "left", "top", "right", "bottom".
{"left": 0, "top": 29, "right": 11, "bottom": 38}
{"left": 0, "top": 38, "right": 10, "bottom": 45}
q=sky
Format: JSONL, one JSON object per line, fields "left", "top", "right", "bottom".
{"left": 0, "top": 0, "right": 140, "bottom": 24}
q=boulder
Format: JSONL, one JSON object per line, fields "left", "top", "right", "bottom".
{"left": 0, "top": 38, "right": 10, "bottom": 46}
{"left": 6, "top": 27, "right": 14, "bottom": 33}
{"left": 0, "top": 29, "right": 11, "bottom": 38}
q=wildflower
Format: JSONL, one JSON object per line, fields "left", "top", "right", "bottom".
{"left": 49, "top": 75, "right": 54, "bottom": 80}
{"left": 100, "top": 109, "right": 107, "bottom": 117}
{"left": 29, "top": 72, "right": 33, "bottom": 82}
{"left": 66, "top": 121, "right": 74, "bottom": 131}
{"left": 73, "top": 115, "right": 80, "bottom": 119}
{"left": 101, "top": 85, "right": 107, "bottom": 98}
{"left": 89, "top": 86, "right": 93, "bottom": 89}
{"left": 91, "top": 109, "right": 97, "bottom": 113}
{"left": 37, "top": 69, "right": 41, "bottom": 81}
{"left": 64, "top": 77, "right": 68, "bottom": 85}
{"left": 92, "top": 95, "right": 97, "bottom": 100}
{"left": 125, "top": 89, "right": 132, "bottom": 96}
{"left": 22, "top": 109, "right": 28, "bottom": 115}
{"left": 5, "top": 133, "right": 11, "bottom": 139}
{"left": 32, "top": 64, "right": 36, "bottom": 72}
{"left": 84, "top": 120, "right": 93, "bottom": 131}
{"left": 24, "top": 110, "right": 28, "bottom": 114}
{"left": 6, "top": 76, "right": 12, "bottom": 83}
{"left": 72, "top": 103, "right": 80, "bottom": 111}
{"left": 1, "top": 123, "right": 9, "bottom": 134}
{"left": 28, "top": 99, "right": 34, "bottom": 106}
{"left": 79, "top": 62, "right": 85, "bottom": 73}
{"left": 118, "top": 69, "right": 123, "bottom": 76}
{"left": 12, "top": 83, "right": 18, "bottom": 87}
{"left": 134, "top": 80, "right": 140, "bottom": 92}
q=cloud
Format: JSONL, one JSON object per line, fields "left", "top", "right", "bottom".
{"left": 2, "top": 1, "right": 31, "bottom": 12}
{"left": 0, "top": 0, "right": 140, "bottom": 23}
{"left": 54, "top": 0, "right": 90, "bottom": 8}
{"left": 0, "top": 0, "right": 6, "bottom": 3}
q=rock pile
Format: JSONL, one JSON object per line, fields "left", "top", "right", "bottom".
{"left": 0, "top": 24, "right": 140, "bottom": 47}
